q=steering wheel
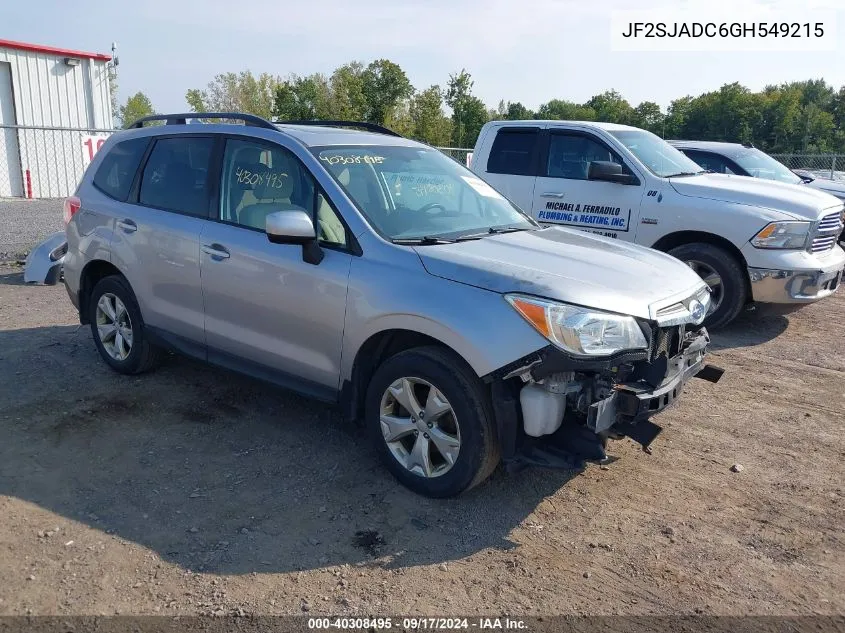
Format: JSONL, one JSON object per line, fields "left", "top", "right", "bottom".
{"left": 419, "top": 202, "right": 449, "bottom": 216}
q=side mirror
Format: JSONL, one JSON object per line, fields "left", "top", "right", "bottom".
{"left": 266, "top": 209, "right": 315, "bottom": 244}
{"left": 588, "top": 160, "right": 637, "bottom": 185}
{"left": 792, "top": 169, "right": 814, "bottom": 183}
{"left": 265, "top": 209, "right": 324, "bottom": 265}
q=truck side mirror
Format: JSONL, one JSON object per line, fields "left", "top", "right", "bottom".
{"left": 588, "top": 161, "right": 638, "bottom": 185}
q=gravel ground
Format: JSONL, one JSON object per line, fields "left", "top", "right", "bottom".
{"left": 0, "top": 265, "right": 843, "bottom": 618}
{"left": 0, "top": 198, "right": 64, "bottom": 261}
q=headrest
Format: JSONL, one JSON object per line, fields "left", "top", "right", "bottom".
{"left": 233, "top": 161, "right": 263, "bottom": 190}
{"left": 164, "top": 162, "right": 195, "bottom": 184}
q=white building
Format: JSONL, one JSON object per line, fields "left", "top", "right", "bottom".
{"left": 0, "top": 39, "right": 113, "bottom": 198}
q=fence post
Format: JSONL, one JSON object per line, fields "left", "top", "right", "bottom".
{"left": 832, "top": 155, "right": 837, "bottom": 181}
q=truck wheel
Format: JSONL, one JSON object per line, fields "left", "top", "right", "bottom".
{"left": 668, "top": 243, "right": 747, "bottom": 330}
{"left": 89, "top": 275, "right": 162, "bottom": 375}
{"left": 365, "top": 346, "right": 500, "bottom": 498}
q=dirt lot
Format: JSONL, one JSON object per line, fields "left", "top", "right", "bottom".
{"left": 0, "top": 264, "right": 842, "bottom": 617}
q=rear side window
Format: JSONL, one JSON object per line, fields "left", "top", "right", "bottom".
{"left": 487, "top": 128, "right": 540, "bottom": 176}
{"left": 92, "top": 137, "right": 148, "bottom": 201}
{"left": 139, "top": 137, "right": 214, "bottom": 217}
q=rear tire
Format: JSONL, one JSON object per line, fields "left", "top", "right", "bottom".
{"left": 89, "top": 275, "right": 162, "bottom": 375}
{"left": 365, "top": 346, "right": 500, "bottom": 498}
{"left": 668, "top": 242, "right": 748, "bottom": 330}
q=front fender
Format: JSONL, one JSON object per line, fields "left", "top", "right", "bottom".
{"left": 341, "top": 244, "right": 549, "bottom": 382}
{"left": 637, "top": 195, "right": 790, "bottom": 249}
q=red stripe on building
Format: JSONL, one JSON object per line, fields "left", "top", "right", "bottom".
{"left": 0, "top": 39, "right": 111, "bottom": 62}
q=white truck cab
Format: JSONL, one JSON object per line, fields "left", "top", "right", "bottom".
{"left": 471, "top": 120, "right": 845, "bottom": 328}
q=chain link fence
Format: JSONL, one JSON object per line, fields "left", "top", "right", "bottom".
{"left": 436, "top": 147, "right": 474, "bottom": 167}
{"left": 770, "top": 154, "right": 845, "bottom": 182}
{"left": 0, "top": 124, "right": 118, "bottom": 199}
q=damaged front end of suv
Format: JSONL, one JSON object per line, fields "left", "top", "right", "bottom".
{"left": 484, "top": 288, "right": 724, "bottom": 470}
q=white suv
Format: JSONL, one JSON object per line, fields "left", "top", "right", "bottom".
{"left": 471, "top": 121, "right": 845, "bottom": 329}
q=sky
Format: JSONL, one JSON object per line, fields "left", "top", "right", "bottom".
{"left": 2, "top": 0, "right": 844, "bottom": 116}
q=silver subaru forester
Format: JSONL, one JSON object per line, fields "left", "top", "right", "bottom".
{"left": 62, "top": 113, "right": 722, "bottom": 497}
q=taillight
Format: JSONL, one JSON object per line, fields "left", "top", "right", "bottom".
{"left": 63, "top": 196, "right": 81, "bottom": 225}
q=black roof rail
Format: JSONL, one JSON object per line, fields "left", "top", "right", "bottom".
{"left": 125, "top": 112, "right": 277, "bottom": 130}
{"left": 274, "top": 119, "right": 403, "bottom": 137}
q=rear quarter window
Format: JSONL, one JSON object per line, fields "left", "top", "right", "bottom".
{"left": 92, "top": 137, "right": 149, "bottom": 201}
{"left": 486, "top": 128, "right": 540, "bottom": 176}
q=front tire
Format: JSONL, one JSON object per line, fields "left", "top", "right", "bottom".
{"left": 89, "top": 275, "right": 162, "bottom": 375}
{"left": 668, "top": 242, "right": 748, "bottom": 330}
{"left": 365, "top": 346, "right": 500, "bottom": 498}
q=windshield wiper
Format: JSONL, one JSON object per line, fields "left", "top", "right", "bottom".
{"left": 488, "top": 225, "right": 533, "bottom": 234}
{"left": 455, "top": 225, "right": 533, "bottom": 241}
{"left": 665, "top": 171, "right": 706, "bottom": 178}
{"left": 392, "top": 236, "right": 455, "bottom": 245}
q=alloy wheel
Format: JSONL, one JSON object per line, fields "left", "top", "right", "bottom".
{"left": 379, "top": 377, "right": 461, "bottom": 478}
{"left": 95, "top": 293, "right": 133, "bottom": 361}
{"left": 686, "top": 260, "right": 723, "bottom": 315}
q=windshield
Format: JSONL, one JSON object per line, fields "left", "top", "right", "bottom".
{"left": 312, "top": 145, "right": 536, "bottom": 241}
{"left": 609, "top": 129, "right": 705, "bottom": 178}
{"left": 728, "top": 148, "right": 802, "bottom": 184}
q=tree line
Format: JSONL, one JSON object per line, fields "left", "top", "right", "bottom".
{"left": 117, "top": 60, "right": 845, "bottom": 154}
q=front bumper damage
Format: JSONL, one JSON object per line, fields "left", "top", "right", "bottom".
{"left": 485, "top": 326, "right": 724, "bottom": 471}
{"left": 23, "top": 232, "right": 67, "bottom": 285}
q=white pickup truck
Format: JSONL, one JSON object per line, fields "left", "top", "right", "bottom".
{"left": 471, "top": 121, "right": 845, "bottom": 328}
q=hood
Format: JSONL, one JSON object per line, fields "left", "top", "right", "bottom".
{"left": 670, "top": 173, "right": 843, "bottom": 220}
{"left": 806, "top": 178, "right": 845, "bottom": 202}
{"left": 415, "top": 227, "right": 707, "bottom": 321}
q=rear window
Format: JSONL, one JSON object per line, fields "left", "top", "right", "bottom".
{"left": 486, "top": 128, "right": 540, "bottom": 176}
{"left": 139, "top": 137, "right": 214, "bottom": 217}
{"left": 92, "top": 137, "right": 149, "bottom": 201}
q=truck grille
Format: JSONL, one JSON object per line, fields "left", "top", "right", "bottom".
{"left": 809, "top": 210, "right": 844, "bottom": 253}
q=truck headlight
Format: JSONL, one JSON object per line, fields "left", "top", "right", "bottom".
{"left": 506, "top": 294, "right": 648, "bottom": 357}
{"left": 751, "top": 221, "right": 810, "bottom": 249}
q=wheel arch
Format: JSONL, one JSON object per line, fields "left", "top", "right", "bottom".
{"left": 341, "top": 328, "right": 478, "bottom": 425}
{"left": 651, "top": 230, "right": 752, "bottom": 300}
{"left": 78, "top": 259, "right": 127, "bottom": 324}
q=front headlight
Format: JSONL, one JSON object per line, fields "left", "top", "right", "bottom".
{"left": 506, "top": 294, "right": 648, "bottom": 357}
{"left": 751, "top": 221, "right": 810, "bottom": 249}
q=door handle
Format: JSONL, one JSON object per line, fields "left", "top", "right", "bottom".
{"left": 201, "top": 243, "right": 230, "bottom": 260}
{"left": 117, "top": 219, "right": 137, "bottom": 233}
{"left": 541, "top": 192, "right": 566, "bottom": 199}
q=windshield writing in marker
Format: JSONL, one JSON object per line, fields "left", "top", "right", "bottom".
{"left": 319, "top": 154, "right": 386, "bottom": 166}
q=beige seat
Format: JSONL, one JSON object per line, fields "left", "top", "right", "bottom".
{"left": 238, "top": 175, "right": 299, "bottom": 230}
{"left": 317, "top": 194, "right": 346, "bottom": 246}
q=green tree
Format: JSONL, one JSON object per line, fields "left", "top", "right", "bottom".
{"left": 764, "top": 86, "right": 802, "bottom": 152}
{"left": 505, "top": 101, "right": 534, "bottom": 120}
{"left": 273, "top": 74, "right": 331, "bottom": 120}
{"left": 408, "top": 85, "right": 452, "bottom": 145}
{"left": 536, "top": 99, "right": 595, "bottom": 121}
{"left": 329, "top": 62, "right": 367, "bottom": 120}
{"left": 185, "top": 71, "right": 278, "bottom": 118}
{"left": 585, "top": 90, "right": 634, "bottom": 124}
{"left": 444, "top": 69, "right": 488, "bottom": 147}
{"left": 361, "top": 59, "right": 414, "bottom": 125}
{"left": 631, "top": 101, "right": 664, "bottom": 135}
{"left": 118, "top": 91, "right": 155, "bottom": 127}
{"left": 663, "top": 96, "right": 694, "bottom": 138}
{"left": 384, "top": 100, "right": 415, "bottom": 138}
